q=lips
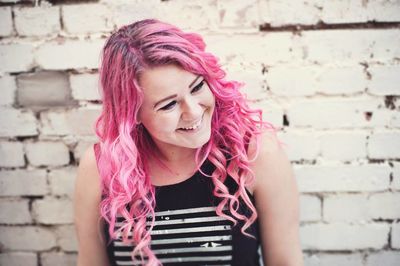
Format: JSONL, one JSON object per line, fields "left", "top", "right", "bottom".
{"left": 178, "top": 115, "right": 203, "bottom": 131}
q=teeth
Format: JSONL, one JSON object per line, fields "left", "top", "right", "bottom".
{"left": 181, "top": 118, "right": 202, "bottom": 130}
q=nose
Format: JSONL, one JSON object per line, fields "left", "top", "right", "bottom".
{"left": 181, "top": 96, "right": 203, "bottom": 121}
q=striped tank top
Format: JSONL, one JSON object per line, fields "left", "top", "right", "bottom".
{"left": 94, "top": 144, "right": 261, "bottom": 266}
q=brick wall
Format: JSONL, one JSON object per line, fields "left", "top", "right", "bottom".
{"left": 0, "top": 0, "right": 399, "bottom": 265}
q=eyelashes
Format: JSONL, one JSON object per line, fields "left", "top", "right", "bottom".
{"left": 158, "top": 79, "right": 205, "bottom": 111}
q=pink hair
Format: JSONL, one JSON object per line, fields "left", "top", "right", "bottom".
{"left": 95, "top": 19, "right": 279, "bottom": 265}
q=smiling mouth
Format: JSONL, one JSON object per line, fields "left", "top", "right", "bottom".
{"left": 178, "top": 116, "right": 203, "bottom": 131}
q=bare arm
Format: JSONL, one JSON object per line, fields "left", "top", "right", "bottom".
{"left": 74, "top": 145, "right": 110, "bottom": 266}
{"left": 249, "top": 131, "right": 304, "bottom": 266}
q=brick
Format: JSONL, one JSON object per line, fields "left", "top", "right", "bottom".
{"left": 40, "top": 107, "right": 101, "bottom": 136}
{"left": 265, "top": 65, "right": 318, "bottom": 96}
{"left": 298, "top": 29, "right": 400, "bottom": 64}
{"left": 0, "top": 44, "right": 34, "bottom": 73}
{"left": 368, "top": 192, "right": 400, "bottom": 220}
{"left": 0, "top": 75, "right": 16, "bottom": 106}
{"left": 392, "top": 222, "right": 400, "bottom": 249}
{"left": 367, "top": 1, "right": 400, "bottom": 22}
{"left": 250, "top": 100, "right": 284, "bottom": 128}
{"left": 288, "top": 98, "right": 385, "bottom": 129}
{"left": 48, "top": 167, "right": 76, "bottom": 197}
{"left": 277, "top": 131, "right": 319, "bottom": 161}
{"left": 0, "top": 252, "right": 37, "bottom": 266}
{"left": 74, "top": 140, "right": 97, "bottom": 161}
{"left": 295, "top": 164, "right": 391, "bottom": 193}
{"left": 368, "top": 65, "right": 400, "bottom": 96}
{"left": 0, "top": 7, "right": 13, "bottom": 37}
{"left": 320, "top": 131, "right": 367, "bottom": 161}
{"left": 62, "top": 4, "right": 112, "bottom": 34}
{"left": 392, "top": 162, "right": 400, "bottom": 191}
{"left": 55, "top": 225, "right": 78, "bottom": 251}
{"left": 368, "top": 131, "right": 400, "bottom": 159}
{"left": 40, "top": 252, "right": 77, "bottom": 266}
{"left": 17, "top": 71, "right": 74, "bottom": 110}
{"left": 320, "top": 1, "right": 368, "bottom": 23}
{"left": 0, "top": 108, "right": 38, "bottom": 137}
{"left": 0, "top": 199, "right": 31, "bottom": 224}
{"left": 25, "top": 141, "right": 69, "bottom": 167}
{"left": 0, "top": 226, "right": 56, "bottom": 251}
{"left": 35, "top": 40, "right": 103, "bottom": 70}
{"left": 300, "top": 194, "right": 321, "bottom": 222}
{"left": 0, "top": 169, "right": 48, "bottom": 196}
{"left": 32, "top": 197, "right": 73, "bottom": 224}
{"left": 324, "top": 194, "right": 370, "bottom": 222}
{"left": 366, "top": 251, "right": 400, "bottom": 266}
{"left": 157, "top": 0, "right": 219, "bottom": 31}
{"left": 0, "top": 141, "right": 25, "bottom": 167}
{"left": 300, "top": 223, "right": 390, "bottom": 250}
{"left": 304, "top": 253, "right": 363, "bottom": 266}
{"left": 217, "top": 0, "right": 259, "bottom": 29}
{"left": 14, "top": 6, "right": 60, "bottom": 36}
{"left": 259, "top": 0, "right": 320, "bottom": 26}
{"left": 70, "top": 73, "right": 101, "bottom": 101}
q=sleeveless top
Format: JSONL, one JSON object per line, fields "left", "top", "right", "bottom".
{"left": 94, "top": 143, "right": 261, "bottom": 266}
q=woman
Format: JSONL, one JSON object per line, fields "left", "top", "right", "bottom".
{"left": 74, "top": 19, "right": 303, "bottom": 266}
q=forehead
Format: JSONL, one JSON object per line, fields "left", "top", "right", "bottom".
{"left": 139, "top": 64, "right": 197, "bottom": 98}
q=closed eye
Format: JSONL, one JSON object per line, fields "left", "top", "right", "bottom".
{"left": 191, "top": 80, "right": 204, "bottom": 93}
{"left": 159, "top": 100, "right": 177, "bottom": 111}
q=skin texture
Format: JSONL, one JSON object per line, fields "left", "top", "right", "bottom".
{"left": 74, "top": 65, "right": 303, "bottom": 265}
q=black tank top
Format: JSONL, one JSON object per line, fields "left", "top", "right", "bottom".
{"left": 94, "top": 144, "right": 261, "bottom": 266}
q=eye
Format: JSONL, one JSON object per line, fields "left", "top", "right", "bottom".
{"left": 191, "top": 80, "right": 204, "bottom": 93}
{"left": 159, "top": 100, "right": 177, "bottom": 111}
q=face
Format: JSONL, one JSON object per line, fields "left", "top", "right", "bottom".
{"left": 138, "top": 64, "right": 215, "bottom": 153}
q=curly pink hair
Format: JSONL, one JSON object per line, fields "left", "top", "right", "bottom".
{"left": 95, "top": 19, "right": 278, "bottom": 265}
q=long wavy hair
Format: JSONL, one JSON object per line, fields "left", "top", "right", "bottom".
{"left": 95, "top": 19, "right": 278, "bottom": 265}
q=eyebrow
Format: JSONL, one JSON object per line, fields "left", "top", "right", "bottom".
{"left": 153, "top": 75, "right": 202, "bottom": 109}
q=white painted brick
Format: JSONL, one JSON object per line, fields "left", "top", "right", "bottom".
{"left": 17, "top": 71, "right": 72, "bottom": 110}
{"left": 41, "top": 252, "right": 77, "bottom": 266}
{"left": 298, "top": 29, "right": 400, "bottom": 64}
{"left": 316, "top": 65, "right": 367, "bottom": 95}
{"left": 266, "top": 65, "right": 318, "bottom": 96}
{"left": 55, "top": 225, "right": 78, "bottom": 252}
{"left": 0, "top": 253, "right": 37, "bottom": 266}
{"left": 320, "top": 1, "right": 368, "bottom": 23}
{"left": 70, "top": 73, "right": 101, "bottom": 101}
{"left": 14, "top": 6, "right": 60, "bottom": 36}
{"left": 250, "top": 100, "right": 284, "bottom": 128}
{"left": 0, "top": 75, "right": 16, "bottom": 106}
{"left": 300, "top": 194, "right": 321, "bottom": 222}
{"left": 304, "top": 253, "right": 363, "bottom": 266}
{"left": 259, "top": 1, "right": 320, "bottom": 26}
{"left": 0, "top": 44, "right": 35, "bottom": 73}
{"left": 392, "top": 162, "right": 400, "bottom": 191}
{"left": 368, "top": 131, "right": 400, "bottom": 159}
{"left": 367, "top": 1, "right": 400, "bottom": 22}
{"left": 74, "top": 140, "right": 97, "bottom": 162}
{"left": 324, "top": 194, "right": 370, "bottom": 222}
{"left": 288, "top": 98, "right": 385, "bottom": 129}
{"left": 277, "top": 131, "right": 320, "bottom": 161}
{"left": 0, "top": 108, "right": 37, "bottom": 137}
{"left": 0, "top": 141, "right": 25, "bottom": 167}
{"left": 369, "top": 192, "right": 400, "bottom": 220}
{"left": 366, "top": 251, "right": 400, "bottom": 266}
{"left": 40, "top": 107, "right": 101, "bottom": 136}
{"left": 0, "top": 169, "right": 48, "bottom": 196}
{"left": 62, "top": 4, "right": 112, "bottom": 34}
{"left": 35, "top": 40, "right": 103, "bottom": 70}
{"left": 0, "top": 7, "right": 13, "bottom": 36}
{"left": 32, "top": 197, "right": 73, "bottom": 224}
{"left": 320, "top": 131, "right": 367, "bottom": 161}
{"left": 0, "top": 226, "right": 56, "bottom": 251}
{"left": 300, "top": 223, "right": 390, "bottom": 250}
{"left": 368, "top": 65, "right": 400, "bottom": 96}
{"left": 218, "top": 0, "right": 259, "bottom": 29}
{"left": 295, "top": 164, "right": 391, "bottom": 193}
{"left": 48, "top": 167, "right": 76, "bottom": 197}
{"left": 157, "top": 0, "right": 219, "bottom": 31}
{"left": 392, "top": 222, "right": 400, "bottom": 249}
{"left": 25, "top": 141, "right": 69, "bottom": 167}
{"left": 0, "top": 199, "right": 31, "bottom": 224}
